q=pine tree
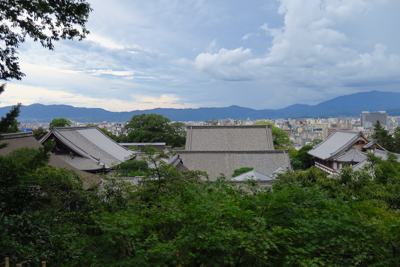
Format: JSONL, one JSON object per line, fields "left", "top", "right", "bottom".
{"left": 372, "top": 120, "right": 393, "bottom": 151}
{"left": 0, "top": 84, "right": 20, "bottom": 149}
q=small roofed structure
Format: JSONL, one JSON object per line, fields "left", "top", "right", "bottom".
{"left": 179, "top": 125, "right": 291, "bottom": 180}
{"left": 0, "top": 132, "right": 99, "bottom": 189}
{"left": 40, "top": 126, "right": 135, "bottom": 173}
{"left": 232, "top": 170, "right": 282, "bottom": 187}
{"left": 308, "top": 130, "right": 386, "bottom": 174}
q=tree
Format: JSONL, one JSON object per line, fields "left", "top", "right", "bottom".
{"left": 165, "top": 122, "right": 186, "bottom": 148}
{"left": 0, "top": 84, "right": 20, "bottom": 148}
{"left": 126, "top": 113, "right": 171, "bottom": 143}
{"left": 372, "top": 120, "right": 393, "bottom": 151}
{"left": 392, "top": 127, "right": 400, "bottom": 153}
{"left": 254, "top": 121, "right": 294, "bottom": 148}
{"left": 49, "top": 118, "right": 72, "bottom": 127}
{"left": 0, "top": 0, "right": 92, "bottom": 80}
{"left": 32, "top": 127, "right": 48, "bottom": 140}
{"left": 295, "top": 145, "right": 314, "bottom": 169}
{"left": 125, "top": 114, "right": 186, "bottom": 147}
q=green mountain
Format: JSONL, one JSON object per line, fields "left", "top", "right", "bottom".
{"left": 1, "top": 90, "right": 400, "bottom": 122}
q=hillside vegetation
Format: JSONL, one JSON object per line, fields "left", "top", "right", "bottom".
{"left": 2, "top": 146, "right": 400, "bottom": 266}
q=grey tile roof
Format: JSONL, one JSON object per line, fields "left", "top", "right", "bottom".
{"left": 335, "top": 149, "right": 366, "bottom": 163}
{"left": 185, "top": 125, "right": 274, "bottom": 151}
{"left": 119, "top": 143, "right": 166, "bottom": 146}
{"left": 232, "top": 170, "right": 273, "bottom": 181}
{"left": 178, "top": 150, "right": 291, "bottom": 180}
{"left": 57, "top": 155, "right": 109, "bottom": 172}
{"left": 308, "top": 130, "right": 365, "bottom": 160}
{"left": 41, "top": 126, "right": 134, "bottom": 170}
{"left": 362, "top": 140, "right": 386, "bottom": 151}
{"left": 352, "top": 159, "right": 369, "bottom": 171}
{"left": 1, "top": 131, "right": 34, "bottom": 139}
{"left": 351, "top": 150, "right": 400, "bottom": 171}
{"left": 0, "top": 132, "right": 100, "bottom": 189}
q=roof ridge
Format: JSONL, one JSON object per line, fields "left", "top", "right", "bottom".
{"left": 90, "top": 126, "right": 132, "bottom": 152}
{"left": 312, "top": 129, "right": 345, "bottom": 149}
{"left": 52, "top": 126, "right": 98, "bottom": 130}
{"left": 328, "top": 131, "right": 363, "bottom": 159}
{"left": 52, "top": 129, "right": 94, "bottom": 160}
{"left": 1, "top": 131, "right": 33, "bottom": 139}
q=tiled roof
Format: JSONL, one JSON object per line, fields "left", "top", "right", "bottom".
{"left": 178, "top": 150, "right": 290, "bottom": 180}
{"left": 363, "top": 140, "right": 386, "bottom": 151}
{"left": 335, "top": 149, "right": 366, "bottom": 163}
{"left": 185, "top": 125, "right": 274, "bottom": 151}
{"left": 0, "top": 132, "right": 100, "bottom": 189}
{"left": 351, "top": 150, "right": 400, "bottom": 171}
{"left": 308, "top": 130, "right": 364, "bottom": 160}
{"left": 40, "top": 126, "right": 134, "bottom": 170}
{"left": 232, "top": 170, "right": 273, "bottom": 181}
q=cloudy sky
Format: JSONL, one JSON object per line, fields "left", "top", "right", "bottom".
{"left": 1, "top": 0, "right": 400, "bottom": 112}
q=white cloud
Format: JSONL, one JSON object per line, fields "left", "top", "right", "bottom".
{"left": 195, "top": 47, "right": 253, "bottom": 81}
{"left": 190, "top": 0, "right": 400, "bottom": 89}
{"left": 0, "top": 84, "right": 194, "bottom": 111}
{"left": 242, "top": 33, "right": 252, "bottom": 40}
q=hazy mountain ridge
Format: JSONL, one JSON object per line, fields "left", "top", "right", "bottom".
{"left": 2, "top": 90, "right": 400, "bottom": 122}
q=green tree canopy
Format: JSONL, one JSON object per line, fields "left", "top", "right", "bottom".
{"left": 372, "top": 120, "right": 393, "bottom": 150}
{"left": 393, "top": 127, "right": 400, "bottom": 153}
{"left": 254, "top": 121, "right": 294, "bottom": 148}
{"left": 0, "top": 84, "right": 20, "bottom": 148}
{"left": 125, "top": 114, "right": 186, "bottom": 147}
{"left": 32, "top": 127, "right": 48, "bottom": 140}
{"left": 49, "top": 118, "right": 72, "bottom": 128}
{"left": 0, "top": 0, "right": 92, "bottom": 80}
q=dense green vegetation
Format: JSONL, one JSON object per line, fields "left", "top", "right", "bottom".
{"left": 49, "top": 118, "right": 72, "bottom": 128}
{"left": 124, "top": 114, "right": 186, "bottom": 147}
{"left": 117, "top": 159, "right": 149, "bottom": 177}
{"left": 2, "top": 141, "right": 400, "bottom": 266}
{"left": 372, "top": 120, "right": 400, "bottom": 153}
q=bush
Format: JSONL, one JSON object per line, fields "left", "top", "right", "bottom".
{"left": 119, "top": 160, "right": 148, "bottom": 176}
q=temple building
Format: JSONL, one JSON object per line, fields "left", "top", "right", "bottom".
{"left": 308, "top": 130, "right": 386, "bottom": 174}
{"left": 40, "top": 126, "right": 135, "bottom": 173}
{"left": 178, "top": 125, "right": 291, "bottom": 180}
{"left": 1, "top": 131, "right": 99, "bottom": 189}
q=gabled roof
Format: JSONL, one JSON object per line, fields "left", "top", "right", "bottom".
{"left": 349, "top": 150, "right": 400, "bottom": 172}
{"left": 185, "top": 125, "right": 274, "bottom": 151}
{"left": 0, "top": 132, "right": 99, "bottom": 189}
{"left": 308, "top": 130, "right": 366, "bottom": 160}
{"left": 40, "top": 126, "right": 134, "bottom": 170}
{"left": 363, "top": 140, "right": 386, "bottom": 151}
{"left": 231, "top": 170, "right": 273, "bottom": 181}
{"left": 335, "top": 148, "right": 366, "bottom": 163}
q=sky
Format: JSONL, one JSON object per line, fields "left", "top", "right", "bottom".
{"left": 1, "top": 0, "right": 400, "bottom": 112}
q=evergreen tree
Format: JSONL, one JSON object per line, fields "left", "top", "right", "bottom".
{"left": 0, "top": 84, "right": 20, "bottom": 148}
{"left": 372, "top": 120, "right": 393, "bottom": 151}
{"left": 393, "top": 127, "right": 400, "bottom": 153}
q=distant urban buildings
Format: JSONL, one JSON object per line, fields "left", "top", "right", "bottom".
{"left": 360, "top": 111, "right": 388, "bottom": 129}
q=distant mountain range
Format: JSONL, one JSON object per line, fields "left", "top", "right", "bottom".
{"left": 2, "top": 90, "right": 400, "bottom": 122}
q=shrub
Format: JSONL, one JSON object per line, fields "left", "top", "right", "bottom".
{"left": 118, "top": 160, "right": 148, "bottom": 176}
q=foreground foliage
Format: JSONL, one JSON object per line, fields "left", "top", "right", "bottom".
{"left": 2, "top": 147, "right": 400, "bottom": 266}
